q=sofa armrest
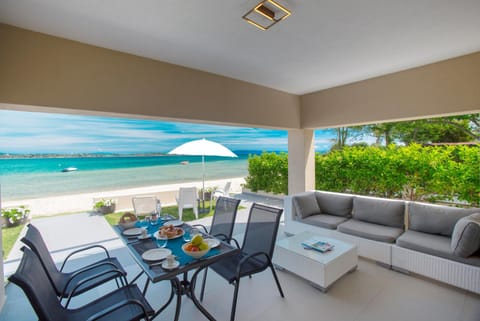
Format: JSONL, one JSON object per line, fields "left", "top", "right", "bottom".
{"left": 283, "top": 195, "right": 296, "bottom": 223}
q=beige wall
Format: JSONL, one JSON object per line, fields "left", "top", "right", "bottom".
{"left": 301, "top": 52, "right": 480, "bottom": 129}
{"left": 0, "top": 24, "right": 300, "bottom": 129}
{"left": 1, "top": 24, "right": 478, "bottom": 131}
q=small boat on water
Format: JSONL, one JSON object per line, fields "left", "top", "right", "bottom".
{"left": 180, "top": 161, "right": 189, "bottom": 165}
{"left": 61, "top": 167, "right": 78, "bottom": 172}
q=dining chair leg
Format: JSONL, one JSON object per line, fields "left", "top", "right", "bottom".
{"left": 200, "top": 267, "right": 209, "bottom": 301}
{"left": 143, "top": 278, "right": 150, "bottom": 296}
{"left": 269, "top": 263, "right": 284, "bottom": 297}
{"left": 230, "top": 279, "right": 241, "bottom": 321}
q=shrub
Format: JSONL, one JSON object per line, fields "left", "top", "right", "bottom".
{"left": 246, "top": 145, "right": 479, "bottom": 206}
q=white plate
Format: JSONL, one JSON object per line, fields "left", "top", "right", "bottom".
{"left": 162, "top": 260, "right": 180, "bottom": 270}
{"left": 205, "top": 238, "right": 221, "bottom": 248}
{"left": 154, "top": 229, "right": 184, "bottom": 240}
{"left": 123, "top": 228, "right": 144, "bottom": 236}
{"left": 137, "top": 234, "right": 151, "bottom": 240}
{"left": 142, "top": 248, "right": 172, "bottom": 262}
{"left": 166, "top": 220, "right": 183, "bottom": 227}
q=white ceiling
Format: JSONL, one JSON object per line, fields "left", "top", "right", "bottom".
{"left": 1, "top": 0, "right": 479, "bottom": 95}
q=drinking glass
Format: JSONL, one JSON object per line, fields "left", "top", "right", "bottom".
{"left": 183, "top": 232, "right": 192, "bottom": 243}
{"left": 142, "top": 216, "right": 151, "bottom": 227}
{"left": 150, "top": 213, "right": 159, "bottom": 226}
{"left": 157, "top": 234, "right": 168, "bottom": 248}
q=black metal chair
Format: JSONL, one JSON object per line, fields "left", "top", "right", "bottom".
{"left": 191, "top": 196, "right": 241, "bottom": 300}
{"left": 192, "top": 196, "right": 241, "bottom": 242}
{"left": 9, "top": 246, "right": 153, "bottom": 321}
{"left": 200, "top": 203, "right": 285, "bottom": 321}
{"left": 21, "top": 224, "right": 128, "bottom": 307}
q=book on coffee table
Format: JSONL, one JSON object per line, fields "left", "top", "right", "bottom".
{"left": 301, "top": 237, "right": 334, "bottom": 253}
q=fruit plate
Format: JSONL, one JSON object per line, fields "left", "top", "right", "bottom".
{"left": 182, "top": 243, "right": 210, "bottom": 259}
{"left": 205, "top": 238, "right": 221, "bottom": 248}
{"left": 153, "top": 229, "right": 184, "bottom": 240}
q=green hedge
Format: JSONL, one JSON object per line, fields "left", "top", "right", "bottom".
{"left": 245, "top": 145, "right": 479, "bottom": 206}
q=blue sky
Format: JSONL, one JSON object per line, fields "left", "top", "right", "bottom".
{"left": 0, "top": 110, "right": 338, "bottom": 154}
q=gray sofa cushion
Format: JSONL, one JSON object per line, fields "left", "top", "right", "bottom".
{"left": 300, "top": 214, "right": 349, "bottom": 230}
{"left": 451, "top": 213, "right": 480, "bottom": 258}
{"left": 353, "top": 196, "right": 405, "bottom": 228}
{"left": 315, "top": 191, "right": 353, "bottom": 217}
{"left": 408, "top": 202, "right": 479, "bottom": 237}
{"left": 396, "top": 230, "right": 480, "bottom": 267}
{"left": 337, "top": 219, "right": 404, "bottom": 243}
{"left": 292, "top": 192, "right": 321, "bottom": 219}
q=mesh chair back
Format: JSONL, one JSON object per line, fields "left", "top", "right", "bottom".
{"left": 241, "top": 203, "right": 283, "bottom": 265}
{"left": 21, "top": 224, "right": 63, "bottom": 293}
{"left": 209, "top": 197, "right": 240, "bottom": 240}
{"left": 9, "top": 247, "right": 67, "bottom": 321}
{"left": 132, "top": 196, "right": 160, "bottom": 216}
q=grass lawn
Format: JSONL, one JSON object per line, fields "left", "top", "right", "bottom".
{"left": 104, "top": 200, "right": 216, "bottom": 226}
{"left": 2, "top": 224, "right": 25, "bottom": 260}
{"left": 2, "top": 200, "right": 244, "bottom": 259}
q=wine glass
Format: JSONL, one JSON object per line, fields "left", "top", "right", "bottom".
{"left": 142, "top": 216, "right": 151, "bottom": 227}
{"left": 157, "top": 234, "right": 168, "bottom": 248}
{"left": 150, "top": 213, "right": 159, "bottom": 226}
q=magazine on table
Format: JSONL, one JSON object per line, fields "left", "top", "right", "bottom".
{"left": 301, "top": 237, "right": 334, "bottom": 253}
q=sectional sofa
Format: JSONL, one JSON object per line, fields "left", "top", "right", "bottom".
{"left": 283, "top": 191, "right": 480, "bottom": 294}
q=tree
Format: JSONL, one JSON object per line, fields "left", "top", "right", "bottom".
{"left": 365, "top": 123, "right": 398, "bottom": 145}
{"left": 364, "top": 114, "right": 479, "bottom": 145}
{"left": 329, "top": 126, "right": 365, "bottom": 150}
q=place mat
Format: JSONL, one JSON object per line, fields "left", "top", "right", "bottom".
{"left": 130, "top": 229, "right": 222, "bottom": 267}
{"left": 131, "top": 239, "right": 158, "bottom": 254}
{"left": 162, "top": 237, "right": 221, "bottom": 266}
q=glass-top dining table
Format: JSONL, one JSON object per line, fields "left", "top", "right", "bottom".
{"left": 113, "top": 217, "right": 240, "bottom": 321}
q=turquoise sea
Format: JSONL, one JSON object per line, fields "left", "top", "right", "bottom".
{"left": 0, "top": 153, "right": 254, "bottom": 201}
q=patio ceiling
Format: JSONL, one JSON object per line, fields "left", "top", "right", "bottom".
{"left": 0, "top": 0, "right": 479, "bottom": 95}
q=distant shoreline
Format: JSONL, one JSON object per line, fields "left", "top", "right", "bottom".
{"left": 0, "top": 150, "right": 271, "bottom": 159}
{"left": 0, "top": 153, "right": 169, "bottom": 159}
{"left": 3, "top": 177, "right": 247, "bottom": 216}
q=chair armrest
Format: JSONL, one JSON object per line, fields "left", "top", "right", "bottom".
{"left": 61, "top": 261, "right": 126, "bottom": 305}
{"left": 60, "top": 244, "right": 110, "bottom": 271}
{"left": 191, "top": 224, "right": 209, "bottom": 234}
{"left": 229, "top": 237, "right": 241, "bottom": 249}
{"left": 212, "top": 233, "right": 229, "bottom": 242}
{"left": 236, "top": 251, "right": 271, "bottom": 279}
{"left": 86, "top": 299, "right": 150, "bottom": 321}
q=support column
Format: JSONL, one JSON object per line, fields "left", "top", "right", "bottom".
{"left": 288, "top": 129, "right": 315, "bottom": 195}
{"left": 0, "top": 184, "right": 5, "bottom": 311}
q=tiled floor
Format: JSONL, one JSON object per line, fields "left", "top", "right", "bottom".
{"left": 1, "top": 195, "right": 479, "bottom": 321}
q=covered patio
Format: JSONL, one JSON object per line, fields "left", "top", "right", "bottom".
{"left": 1, "top": 0, "right": 479, "bottom": 319}
{"left": 2, "top": 196, "right": 479, "bottom": 321}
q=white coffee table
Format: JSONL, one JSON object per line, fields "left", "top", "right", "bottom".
{"left": 274, "top": 231, "right": 358, "bottom": 292}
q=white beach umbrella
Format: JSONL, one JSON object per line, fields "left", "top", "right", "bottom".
{"left": 168, "top": 138, "right": 237, "bottom": 202}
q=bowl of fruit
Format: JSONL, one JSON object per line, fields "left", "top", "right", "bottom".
{"left": 182, "top": 234, "right": 210, "bottom": 259}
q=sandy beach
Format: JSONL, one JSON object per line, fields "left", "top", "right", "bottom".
{"left": 3, "top": 177, "right": 246, "bottom": 216}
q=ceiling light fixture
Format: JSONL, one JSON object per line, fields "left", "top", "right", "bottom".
{"left": 243, "top": 0, "right": 291, "bottom": 31}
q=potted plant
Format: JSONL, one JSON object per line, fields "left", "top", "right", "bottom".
{"left": 198, "top": 187, "right": 216, "bottom": 201}
{"left": 1, "top": 205, "right": 30, "bottom": 227}
{"left": 93, "top": 199, "right": 116, "bottom": 214}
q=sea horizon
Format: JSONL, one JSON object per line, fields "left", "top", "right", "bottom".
{"left": 0, "top": 153, "right": 259, "bottom": 201}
